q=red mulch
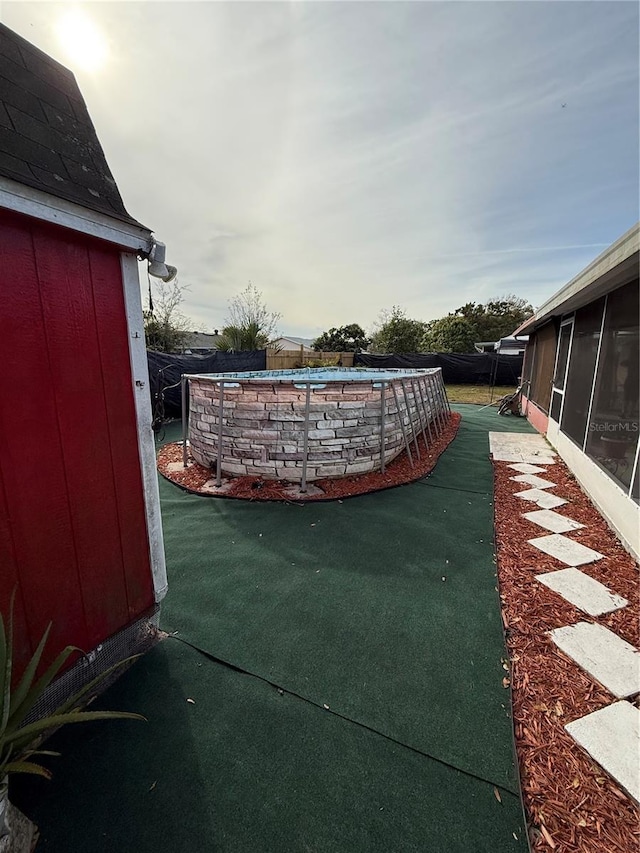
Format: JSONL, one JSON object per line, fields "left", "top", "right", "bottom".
{"left": 493, "top": 459, "right": 639, "bottom": 852}
{"left": 157, "top": 412, "right": 461, "bottom": 501}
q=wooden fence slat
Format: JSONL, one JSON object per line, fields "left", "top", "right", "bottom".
{"left": 265, "top": 351, "right": 355, "bottom": 370}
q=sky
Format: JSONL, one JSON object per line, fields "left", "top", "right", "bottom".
{"left": 2, "top": 1, "right": 638, "bottom": 339}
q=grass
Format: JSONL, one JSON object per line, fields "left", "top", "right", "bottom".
{"left": 446, "top": 384, "right": 516, "bottom": 405}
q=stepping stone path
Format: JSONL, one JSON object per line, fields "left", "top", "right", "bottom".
{"left": 513, "top": 488, "right": 567, "bottom": 509}
{"left": 510, "top": 473, "right": 557, "bottom": 489}
{"left": 522, "top": 509, "right": 583, "bottom": 534}
{"left": 527, "top": 533, "right": 604, "bottom": 567}
{"left": 508, "top": 463, "right": 548, "bottom": 474}
{"left": 536, "top": 568, "right": 628, "bottom": 616}
{"left": 565, "top": 702, "right": 640, "bottom": 804}
{"left": 548, "top": 623, "right": 640, "bottom": 699}
{"left": 494, "top": 433, "right": 639, "bottom": 801}
{"left": 489, "top": 432, "right": 556, "bottom": 464}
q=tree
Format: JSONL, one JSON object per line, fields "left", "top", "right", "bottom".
{"left": 421, "top": 315, "right": 477, "bottom": 353}
{"left": 215, "top": 322, "right": 267, "bottom": 352}
{"left": 369, "top": 307, "right": 427, "bottom": 354}
{"left": 216, "top": 283, "right": 281, "bottom": 351}
{"left": 144, "top": 279, "right": 193, "bottom": 352}
{"left": 453, "top": 294, "right": 534, "bottom": 343}
{"left": 313, "top": 323, "right": 370, "bottom": 352}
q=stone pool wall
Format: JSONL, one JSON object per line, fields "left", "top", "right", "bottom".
{"left": 188, "top": 370, "right": 448, "bottom": 481}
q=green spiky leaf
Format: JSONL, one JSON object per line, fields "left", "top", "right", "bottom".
{"left": 0, "top": 591, "right": 146, "bottom": 783}
{"left": 4, "top": 645, "right": 78, "bottom": 737}
{"left": 9, "top": 623, "right": 52, "bottom": 718}
{"left": 3, "top": 760, "right": 52, "bottom": 780}
{"left": 0, "top": 591, "right": 15, "bottom": 735}
{"left": 21, "top": 749, "right": 61, "bottom": 759}
{"left": 5, "top": 710, "right": 146, "bottom": 754}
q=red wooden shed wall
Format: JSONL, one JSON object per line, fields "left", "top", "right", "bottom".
{"left": 0, "top": 208, "right": 154, "bottom": 676}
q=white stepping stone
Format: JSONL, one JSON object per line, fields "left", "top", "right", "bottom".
{"left": 523, "top": 509, "right": 584, "bottom": 534}
{"left": 167, "top": 461, "right": 191, "bottom": 472}
{"left": 528, "top": 533, "right": 603, "bottom": 566}
{"left": 536, "top": 568, "right": 628, "bottom": 616}
{"left": 201, "top": 478, "right": 234, "bottom": 494}
{"left": 549, "top": 622, "right": 640, "bottom": 698}
{"left": 282, "top": 483, "right": 325, "bottom": 499}
{"left": 565, "top": 702, "right": 640, "bottom": 803}
{"left": 489, "top": 432, "right": 557, "bottom": 464}
{"left": 509, "top": 462, "right": 548, "bottom": 474}
{"left": 510, "top": 473, "right": 557, "bottom": 489}
{"left": 515, "top": 488, "right": 567, "bottom": 509}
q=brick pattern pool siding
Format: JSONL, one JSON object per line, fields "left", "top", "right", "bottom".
{"left": 188, "top": 370, "right": 448, "bottom": 481}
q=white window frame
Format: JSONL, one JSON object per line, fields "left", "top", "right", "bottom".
{"left": 550, "top": 315, "right": 575, "bottom": 424}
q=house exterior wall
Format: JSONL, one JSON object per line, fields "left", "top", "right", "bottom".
{"left": 274, "top": 338, "right": 315, "bottom": 352}
{"left": 521, "top": 395, "right": 549, "bottom": 435}
{"left": 523, "top": 321, "right": 557, "bottom": 414}
{"left": 547, "top": 419, "right": 639, "bottom": 558}
{"left": 0, "top": 208, "right": 155, "bottom": 675}
{"left": 525, "top": 275, "right": 639, "bottom": 559}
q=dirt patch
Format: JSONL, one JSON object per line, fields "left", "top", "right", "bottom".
{"left": 157, "top": 413, "right": 461, "bottom": 501}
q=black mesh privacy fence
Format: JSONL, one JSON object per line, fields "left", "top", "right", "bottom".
{"left": 354, "top": 352, "right": 523, "bottom": 385}
{"left": 148, "top": 349, "right": 521, "bottom": 420}
{"left": 147, "top": 350, "right": 266, "bottom": 419}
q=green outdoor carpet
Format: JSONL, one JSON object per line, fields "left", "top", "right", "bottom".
{"left": 14, "top": 404, "right": 534, "bottom": 852}
{"left": 423, "top": 404, "right": 535, "bottom": 495}
{"left": 13, "top": 639, "right": 526, "bottom": 852}
{"left": 158, "top": 406, "right": 535, "bottom": 792}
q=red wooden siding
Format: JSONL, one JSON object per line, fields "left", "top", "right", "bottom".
{"left": 0, "top": 209, "right": 154, "bottom": 676}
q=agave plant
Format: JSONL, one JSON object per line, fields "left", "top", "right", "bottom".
{"left": 0, "top": 596, "right": 146, "bottom": 847}
{"left": 0, "top": 594, "right": 145, "bottom": 784}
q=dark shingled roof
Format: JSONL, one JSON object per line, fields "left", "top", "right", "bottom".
{"left": 0, "top": 23, "right": 144, "bottom": 227}
{"left": 181, "top": 331, "right": 224, "bottom": 351}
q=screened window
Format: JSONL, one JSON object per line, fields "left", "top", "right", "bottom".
{"left": 522, "top": 339, "right": 535, "bottom": 387}
{"left": 561, "top": 298, "right": 605, "bottom": 447}
{"left": 529, "top": 322, "right": 556, "bottom": 412}
{"left": 584, "top": 280, "right": 639, "bottom": 494}
{"left": 550, "top": 390, "right": 562, "bottom": 422}
{"left": 554, "top": 323, "right": 572, "bottom": 391}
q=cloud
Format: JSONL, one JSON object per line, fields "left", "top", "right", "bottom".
{"left": 3, "top": 1, "right": 638, "bottom": 335}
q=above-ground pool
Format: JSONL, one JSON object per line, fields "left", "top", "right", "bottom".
{"left": 184, "top": 367, "right": 450, "bottom": 487}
